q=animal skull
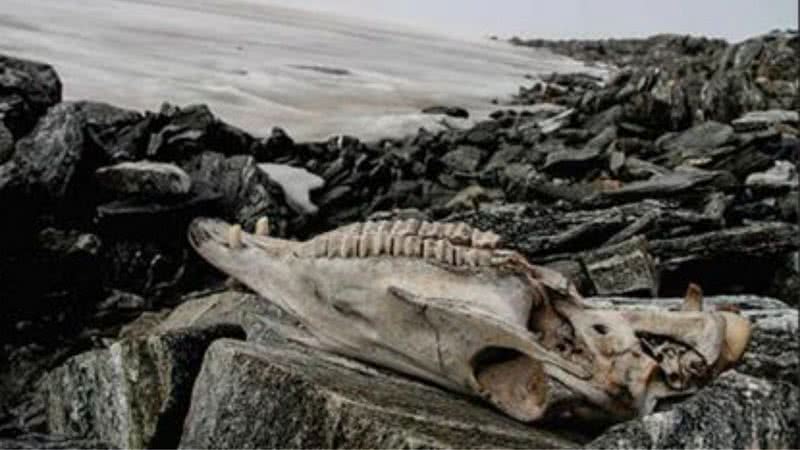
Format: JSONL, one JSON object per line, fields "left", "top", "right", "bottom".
{"left": 189, "top": 217, "right": 751, "bottom": 424}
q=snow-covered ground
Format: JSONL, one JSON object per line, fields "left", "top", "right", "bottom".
{"left": 2, "top": 0, "right": 591, "bottom": 140}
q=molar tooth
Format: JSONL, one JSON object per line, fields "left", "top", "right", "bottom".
{"left": 393, "top": 218, "right": 420, "bottom": 236}
{"left": 441, "top": 241, "right": 456, "bottom": 265}
{"left": 326, "top": 234, "right": 343, "bottom": 258}
{"left": 255, "top": 217, "right": 270, "bottom": 236}
{"left": 358, "top": 233, "right": 371, "bottom": 257}
{"left": 423, "top": 239, "right": 437, "bottom": 259}
{"left": 341, "top": 234, "right": 356, "bottom": 258}
{"left": 432, "top": 239, "right": 446, "bottom": 261}
{"left": 419, "top": 221, "right": 437, "bottom": 238}
{"left": 363, "top": 221, "right": 380, "bottom": 233}
{"left": 382, "top": 232, "right": 394, "bottom": 256}
{"left": 228, "top": 224, "right": 243, "bottom": 249}
{"left": 463, "top": 248, "right": 479, "bottom": 266}
{"left": 391, "top": 235, "right": 404, "bottom": 257}
{"left": 473, "top": 230, "right": 501, "bottom": 249}
{"left": 400, "top": 236, "right": 419, "bottom": 257}
{"left": 367, "top": 233, "right": 383, "bottom": 256}
{"left": 450, "top": 222, "right": 472, "bottom": 245}
{"left": 377, "top": 220, "right": 393, "bottom": 233}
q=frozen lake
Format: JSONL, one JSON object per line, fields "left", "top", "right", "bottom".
{"left": 1, "top": 0, "right": 591, "bottom": 141}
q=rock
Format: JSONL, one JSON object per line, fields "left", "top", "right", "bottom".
{"left": 78, "top": 101, "right": 149, "bottom": 163}
{"left": 440, "top": 145, "right": 486, "bottom": 173}
{"left": 0, "top": 54, "right": 62, "bottom": 138}
{"left": 442, "top": 185, "right": 503, "bottom": 212}
{"left": 180, "top": 338, "right": 576, "bottom": 449}
{"left": 183, "top": 152, "right": 290, "bottom": 232}
{"left": 582, "top": 236, "right": 658, "bottom": 296}
{"left": 10, "top": 102, "right": 85, "bottom": 202}
{"left": 745, "top": 160, "right": 798, "bottom": 188}
{"left": 422, "top": 105, "right": 469, "bottom": 119}
{"left": 257, "top": 126, "right": 295, "bottom": 161}
{"left": 484, "top": 144, "right": 523, "bottom": 172}
{"left": 543, "top": 146, "right": 607, "bottom": 175}
{"left": 732, "top": 109, "right": 799, "bottom": 131}
{"left": 95, "top": 161, "right": 192, "bottom": 196}
{"left": 258, "top": 163, "right": 324, "bottom": 215}
{"left": 595, "top": 168, "right": 724, "bottom": 204}
{"left": 0, "top": 433, "right": 112, "bottom": 449}
{"left": 538, "top": 108, "right": 575, "bottom": 134}
{"left": 589, "top": 372, "right": 798, "bottom": 449}
{"left": 0, "top": 122, "right": 13, "bottom": 163}
{"left": 655, "top": 121, "right": 736, "bottom": 167}
{"left": 45, "top": 323, "right": 245, "bottom": 449}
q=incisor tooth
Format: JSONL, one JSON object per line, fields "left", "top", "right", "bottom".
{"left": 255, "top": 217, "right": 270, "bottom": 236}
{"left": 228, "top": 224, "right": 243, "bottom": 249}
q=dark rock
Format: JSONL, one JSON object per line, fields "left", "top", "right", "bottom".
{"left": 10, "top": 102, "right": 85, "bottom": 202}
{"left": 257, "top": 126, "right": 295, "bottom": 161}
{"left": 0, "top": 122, "right": 13, "bottom": 163}
{"left": 422, "top": 105, "right": 469, "bottom": 119}
{"left": 595, "top": 168, "right": 725, "bottom": 204}
{"left": 440, "top": 145, "right": 486, "bottom": 173}
{"left": 655, "top": 121, "right": 736, "bottom": 167}
{"left": 182, "top": 151, "right": 291, "bottom": 232}
{"left": 78, "top": 101, "right": 149, "bottom": 163}
{"left": 0, "top": 54, "right": 62, "bottom": 138}
{"left": 45, "top": 323, "right": 245, "bottom": 449}
{"left": 95, "top": 161, "right": 192, "bottom": 196}
{"left": 745, "top": 160, "right": 797, "bottom": 188}
{"left": 732, "top": 109, "right": 799, "bottom": 132}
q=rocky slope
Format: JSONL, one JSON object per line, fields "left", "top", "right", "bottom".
{"left": 0, "top": 30, "right": 798, "bottom": 448}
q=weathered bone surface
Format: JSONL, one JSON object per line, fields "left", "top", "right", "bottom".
{"left": 188, "top": 217, "right": 752, "bottom": 424}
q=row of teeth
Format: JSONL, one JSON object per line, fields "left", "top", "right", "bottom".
{"left": 332, "top": 219, "right": 502, "bottom": 250}
{"left": 300, "top": 232, "right": 498, "bottom": 266}
{"left": 228, "top": 217, "right": 269, "bottom": 249}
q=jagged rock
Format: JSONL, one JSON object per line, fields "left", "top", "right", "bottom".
{"left": 582, "top": 236, "right": 658, "bottom": 296}
{"left": 745, "top": 160, "right": 797, "bottom": 188}
{"left": 0, "top": 122, "right": 13, "bottom": 163}
{"left": 258, "top": 163, "right": 324, "bottom": 215}
{"left": 538, "top": 108, "right": 575, "bottom": 134}
{"left": 44, "top": 323, "right": 245, "bottom": 449}
{"left": 422, "top": 105, "right": 469, "bottom": 119}
{"left": 0, "top": 54, "right": 62, "bottom": 138}
{"left": 145, "top": 103, "right": 256, "bottom": 159}
{"left": 78, "top": 101, "right": 149, "bottom": 163}
{"left": 440, "top": 145, "right": 486, "bottom": 173}
{"left": 595, "top": 168, "right": 725, "bottom": 204}
{"left": 257, "top": 126, "right": 295, "bottom": 161}
{"left": 180, "top": 338, "right": 576, "bottom": 449}
{"left": 589, "top": 372, "right": 798, "bottom": 449}
{"left": 732, "top": 109, "right": 799, "bottom": 131}
{"left": 95, "top": 161, "right": 192, "bottom": 196}
{"left": 10, "top": 102, "right": 85, "bottom": 201}
{"left": 182, "top": 151, "right": 290, "bottom": 232}
{"left": 655, "top": 121, "right": 736, "bottom": 167}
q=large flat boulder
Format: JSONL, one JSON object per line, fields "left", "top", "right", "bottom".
{"left": 179, "top": 338, "right": 576, "bottom": 449}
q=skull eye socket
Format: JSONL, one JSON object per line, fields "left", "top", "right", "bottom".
{"left": 592, "top": 324, "right": 609, "bottom": 335}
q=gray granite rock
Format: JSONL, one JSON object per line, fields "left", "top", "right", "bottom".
{"left": 0, "top": 54, "right": 62, "bottom": 138}
{"left": 179, "top": 338, "right": 576, "bottom": 449}
{"left": 95, "top": 161, "right": 192, "bottom": 196}
{"left": 440, "top": 145, "right": 487, "bottom": 173}
{"left": 745, "top": 160, "right": 798, "bottom": 189}
{"left": 732, "top": 109, "right": 799, "bottom": 132}
{"left": 589, "top": 372, "right": 798, "bottom": 449}
{"left": 44, "top": 323, "right": 244, "bottom": 449}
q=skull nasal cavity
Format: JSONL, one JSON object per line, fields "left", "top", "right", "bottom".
{"left": 593, "top": 324, "right": 609, "bottom": 335}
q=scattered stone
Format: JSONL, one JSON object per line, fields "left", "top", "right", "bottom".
{"left": 440, "top": 145, "right": 486, "bottom": 173}
{"left": 95, "top": 161, "right": 192, "bottom": 196}
{"left": 258, "top": 163, "right": 324, "bottom": 215}
{"left": 732, "top": 109, "right": 800, "bottom": 131}
{"left": 422, "top": 105, "right": 469, "bottom": 119}
{"left": 582, "top": 236, "right": 658, "bottom": 296}
{"left": 745, "top": 160, "right": 798, "bottom": 188}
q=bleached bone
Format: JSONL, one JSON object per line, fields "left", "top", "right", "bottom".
{"left": 189, "top": 217, "right": 751, "bottom": 424}
{"left": 682, "top": 283, "right": 703, "bottom": 312}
